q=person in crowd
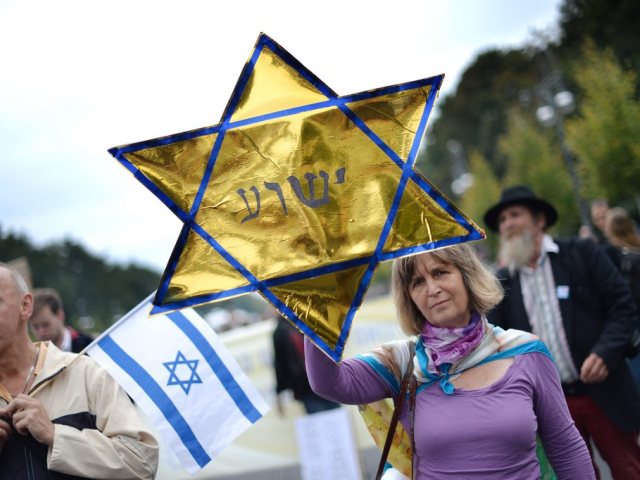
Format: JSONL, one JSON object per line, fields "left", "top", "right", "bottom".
{"left": 484, "top": 185, "right": 640, "bottom": 479}
{"left": 273, "top": 315, "right": 339, "bottom": 415}
{"left": 603, "top": 206, "right": 640, "bottom": 387}
{"left": 305, "top": 243, "right": 594, "bottom": 479}
{"left": 604, "top": 207, "right": 640, "bottom": 263}
{"left": 0, "top": 263, "right": 158, "bottom": 479}
{"left": 29, "top": 288, "right": 93, "bottom": 353}
{"left": 579, "top": 198, "right": 610, "bottom": 244}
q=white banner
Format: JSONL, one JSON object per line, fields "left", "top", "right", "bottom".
{"left": 295, "top": 408, "right": 362, "bottom": 480}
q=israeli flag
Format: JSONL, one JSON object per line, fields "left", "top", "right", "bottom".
{"left": 86, "top": 294, "right": 269, "bottom": 473}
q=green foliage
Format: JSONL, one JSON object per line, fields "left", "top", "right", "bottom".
{"left": 0, "top": 227, "right": 160, "bottom": 333}
{"left": 499, "top": 110, "right": 578, "bottom": 236}
{"left": 417, "top": 0, "right": 640, "bottom": 239}
{"left": 565, "top": 42, "right": 640, "bottom": 207}
{"left": 459, "top": 150, "right": 501, "bottom": 253}
{"left": 559, "top": 0, "right": 640, "bottom": 88}
{"left": 417, "top": 49, "right": 540, "bottom": 196}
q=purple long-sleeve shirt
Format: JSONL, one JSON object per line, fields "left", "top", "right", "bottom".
{"left": 305, "top": 338, "right": 594, "bottom": 479}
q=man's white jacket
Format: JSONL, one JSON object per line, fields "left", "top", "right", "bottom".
{"left": 0, "top": 341, "right": 159, "bottom": 479}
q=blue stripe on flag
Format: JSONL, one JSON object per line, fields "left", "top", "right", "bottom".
{"left": 167, "top": 311, "right": 263, "bottom": 423}
{"left": 98, "top": 335, "right": 211, "bottom": 468}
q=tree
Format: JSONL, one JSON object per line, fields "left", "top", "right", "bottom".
{"left": 459, "top": 150, "right": 502, "bottom": 254}
{"left": 0, "top": 227, "right": 160, "bottom": 332}
{"left": 499, "top": 110, "right": 578, "bottom": 235}
{"left": 417, "top": 49, "right": 540, "bottom": 197}
{"left": 418, "top": 0, "right": 640, "bottom": 204}
{"left": 565, "top": 42, "right": 640, "bottom": 211}
{"left": 558, "top": 0, "right": 640, "bottom": 90}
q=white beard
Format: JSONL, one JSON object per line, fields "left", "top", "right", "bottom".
{"left": 499, "top": 231, "right": 536, "bottom": 271}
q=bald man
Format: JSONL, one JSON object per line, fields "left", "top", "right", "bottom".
{"left": 0, "top": 263, "right": 158, "bottom": 479}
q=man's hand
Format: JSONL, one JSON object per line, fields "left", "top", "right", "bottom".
{"left": 0, "top": 412, "right": 12, "bottom": 453}
{"left": 5, "top": 395, "right": 54, "bottom": 446}
{"left": 580, "top": 353, "right": 609, "bottom": 383}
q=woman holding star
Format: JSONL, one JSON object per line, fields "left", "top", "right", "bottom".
{"left": 305, "top": 243, "right": 594, "bottom": 479}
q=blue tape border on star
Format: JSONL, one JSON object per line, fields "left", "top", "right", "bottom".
{"left": 109, "top": 77, "right": 438, "bottom": 168}
{"left": 147, "top": 227, "right": 482, "bottom": 314}
{"left": 109, "top": 33, "right": 483, "bottom": 362}
{"left": 333, "top": 73, "right": 444, "bottom": 355}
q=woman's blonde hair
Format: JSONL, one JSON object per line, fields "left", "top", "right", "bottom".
{"left": 391, "top": 243, "right": 504, "bottom": 335}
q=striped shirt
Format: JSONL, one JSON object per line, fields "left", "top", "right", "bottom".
{"left": 520, "top": 235, "right": 579, "bottom": 382}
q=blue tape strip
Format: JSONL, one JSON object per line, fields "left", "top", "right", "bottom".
{"left": 408, "top": 170, "right": 477, "bottom": 233}
{"left": 258, "top": 287, "right": 341, "bottom": 361}
{"left": 263, "top": 255, "right": 370, "bottom": 287}
{"left": 108, "top": 125, "right": 220, "bottom": 157}
{"left": 154, "top": 219, "right": 260, "bottom": 310}
{"left": 335, "top": 259, "right": 377, "bottom": 355}
{"left": 327, "top": 99, "right": 412, "bottom": 352}
{"left": 112, "top": 154, "right": 190, "bottom": 223}
{"left": 371, "top": 95, "right": 433, "bottom": 249}
{"left": 405, "top": 74, "right": 443, "bottom": 168}
{"left": 260, "top": 34, "right": 337, "bottom": 99}
{"left": 188, "top": 130, "right": 227, "bottom": 218}
{"left": 153, "top": 232, "right": 481, "bottom": 317}
{"left": 378, "top": 231, "right": 484, "bottom": 262}
{"left": 331, "top": 129, "right": 416, "bottom": 352}
{"left": 342, "top": 77, "right": 439, "bottom": 106}
{"left": 97, "top": 336, "right": 211, "bottom": 468}
{"left": 156, "top": 222, "right": 193, "bottom": 305}
{"left": 332, "top": 74, "right": 446, "bottom": 354}
{"left": 190, "top": 223, "right": 258, "bottom": 281}
{"left": 108, "top": 77, "right": 440, "bottom": 161}
{"left": 224, "top": 76, "right": 439, "bottom": 132}
{"left": 220, "top": 38, "right": 265, "bottom": 125}
{"left": 150, "top": 284, "right": 258, "bottom": 314}
{"left": 336, "top": 103, "right": 404, "bottom": 169}
{"left": 167, "top": 311, "right": 262, "bottom": 423}
{"left": 227, "top": 99, "right": 337, "bottom": 130}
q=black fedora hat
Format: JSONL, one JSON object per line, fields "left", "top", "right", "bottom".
{"left": 483, "top": 185, "right": 558, "bottom": 232}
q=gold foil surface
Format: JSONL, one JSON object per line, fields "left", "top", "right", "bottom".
{"left": 113, "top": 34, "right": 483, "bottom": 361}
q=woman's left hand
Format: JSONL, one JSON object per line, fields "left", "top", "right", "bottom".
{"left": 579, "top": 353, "right": 609, "bottom": 383}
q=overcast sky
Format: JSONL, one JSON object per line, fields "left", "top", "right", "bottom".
{"left": 0, "top": 0, "right": 562, "bottom": 272}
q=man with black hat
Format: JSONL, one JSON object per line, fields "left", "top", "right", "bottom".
{"left": 485, "top": 185, "right": 640, "bottom": 479}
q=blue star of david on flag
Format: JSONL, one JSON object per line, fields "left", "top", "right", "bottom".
{"left": 164, "top": 350, "right": 203, "bottom": 395}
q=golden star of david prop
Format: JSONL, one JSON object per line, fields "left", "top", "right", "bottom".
{"left": 109, "top": 33, "right": 484, "bottom": 361}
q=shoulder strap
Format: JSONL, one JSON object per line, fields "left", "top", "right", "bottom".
{"left": 375, "top": 342, "right": 416, "bottom": 480}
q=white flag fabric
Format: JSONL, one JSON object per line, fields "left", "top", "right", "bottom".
{"left": 86, "top": 294, "right": 270, "bottom": 473}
